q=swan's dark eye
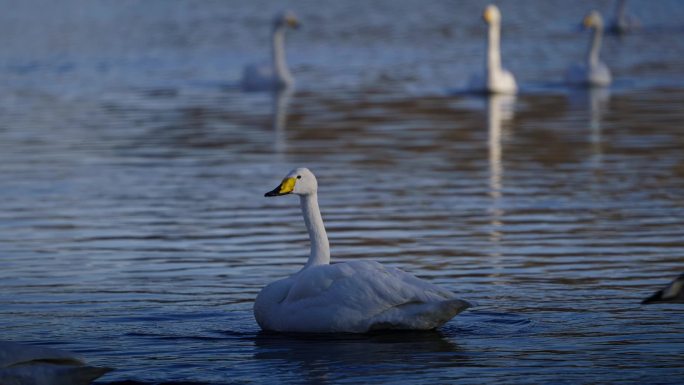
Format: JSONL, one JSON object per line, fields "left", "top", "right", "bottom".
{"left": 297, "top": 175, "right": 302, "bottom": 179}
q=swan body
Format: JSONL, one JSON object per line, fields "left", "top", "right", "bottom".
{"left": 469, "top": 5, "right": 517, "bottom": 95}
{"left": 255, "top": 168, "right": 470, "bottom": 333}
{"left": 566, "top": 11, "right": 612, "bottom": 87}
{"left": 608, "top": 0, "right": 640, "bottom": 34}
{"left": 642, "top": 274, "right": 684, "bottom": 304}
{"left": 241, "top": 11, "right": 299, "bottom": 92}
{"left": 0, "top": 341, "right": 112, "bottom": 385}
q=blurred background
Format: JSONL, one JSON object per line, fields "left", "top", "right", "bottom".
{"left": 1, "top": 0, "right": 683, "bottom": 384}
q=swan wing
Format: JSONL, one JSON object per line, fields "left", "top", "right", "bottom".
{"left": 0, "top": 341, "right": 112, "bottom": 385}
{"left": 0, "top": 365, "right": 112, "bottom": 385}
{"left": 498, "top": 69, "right": 518, "bottom": 94}
{"left": 257, "top": 260, "right": 469, "bottom": 332}
{"left": 468, "top": 70, "right": 517, "bottom": 94}
{"left": 566, "top": 62, "right": 611, "bottom": 87}
{"left": 0, "top": 341, "right": 83, "bottom": 368}
{"left": 589, "top": 62, "right": 612, "bottom": 86}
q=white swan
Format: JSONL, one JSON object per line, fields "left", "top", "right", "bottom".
{"left": 608, "top": 0, "right": 640, "bottom": 34}
{"left": 255, "top": 168, "right": 470, "bottom": 333}
{"left": 0, "top": 340, "right": 112, "bottom": 385}
{"left": 642, "top": 274, "right": 684, "bottom": 304}
{"left": 241, "top": 11, "right": 300, "bottom": 92}
{"left": 469, "top": 5, "right": 517, "bottom": 95}
{"left": 566, "top": 11, "right": 612, "bottom": 87}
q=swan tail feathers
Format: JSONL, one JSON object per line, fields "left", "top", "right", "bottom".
{"left": 64, "top": 366, "right": 114, "bottom": 384}
{"left": 368, "top": 299, "right": 470, "bottom": 331}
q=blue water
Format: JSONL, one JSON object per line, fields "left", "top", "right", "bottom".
{"left": 1, "top": 0, "right": 684, "bottom": 384}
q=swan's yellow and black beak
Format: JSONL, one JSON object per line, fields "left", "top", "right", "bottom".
{"left": 265, "top": 177, "right": 296, "bottom": 197}
{"left": 286, "top": 17, "right": 300, "bottom": 29}
{"left": 483, "top": 7, "right": 494, "bottom": 23}
{"left": 583, "top": 15, "right": 593, "bottom": 28}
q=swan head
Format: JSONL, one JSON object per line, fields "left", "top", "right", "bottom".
{"left": 583, "top": 10, "right": 604, "bottom": 30}
{"left": 483, "top": 4, "right": 502, "bottom": 25}
{"left": 265, "top": 167, "right": 317, "bottom": 197}
{"left": 273, "top": 10, "right": 300, "bottom": 30}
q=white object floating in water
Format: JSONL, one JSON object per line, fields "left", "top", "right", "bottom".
{"left": 241, "top": 11, "right": 300, "bottom": 92}
{"left": 566, "top": 11, "right": 612, "bottom": 87}
{"left": 255, "top": 168, "right": 470, "bottom": 333}
{"left": 642, "top": 274, "right": 684, "bottom": 304}
{"left": 0, "top": 340, "right": 112, "bottom": 385}
{"left": 469, "top": 4, "right": 518, "bottom": 95}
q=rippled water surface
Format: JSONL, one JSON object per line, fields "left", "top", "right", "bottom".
{"left": 1, "top": 1, "right": 684, "bottom": 384}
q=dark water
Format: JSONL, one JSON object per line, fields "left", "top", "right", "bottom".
{"left": 1, "top": 0, "right": 684, "bottom": 384}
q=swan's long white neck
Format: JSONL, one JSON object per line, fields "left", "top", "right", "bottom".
{"left": 300, "top": 193, "right": 330, "bottom": 267}
{"left": 271, "top": 26, "right": 293, "bottom": 86}
{"left": 587, "top": 25, "right": 603, "bottom": 66}
{"left": 486, "top": 20, "right": 502, "bottom": 83}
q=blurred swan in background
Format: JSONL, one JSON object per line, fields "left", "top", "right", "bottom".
{"left": 0, "top": 340, "right": 112, "bottom": 385}
{"left": 255, "top": 168, "right": 470, "bottom": 333}
{"left": 642, "top": 274, "right": 684, "bottom": 304}
{"left": 566, "top": 11, "right": 612, "bottom": 87}
{"left": 608, "top": 0, "right": 640, "bottom": 34}
{"left": 469, "top": 5, "right": 517, "bottom": 94}
{"left": 242, "top": 11, "right": 300, "bottom": 92}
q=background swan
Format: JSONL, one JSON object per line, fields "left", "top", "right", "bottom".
{"left": 566, "top": 11, "right": 612, "bottom": 87}
{"left": 0, "top": 340, "right": 111, "bottom": 385}
{"left": 255, "top": 168, "right": 470, "bottom": 333}
{"left": 642, "top": 274, "right": 684, "bottom": 304}
{"left": 469, "top": 5, "right": 517, "bottom": 95}
{"left": 608, "top": 0, "right": 640, "bottom": 34}
{"left": 241, "top": 11, "right": 300, "bottom": 92}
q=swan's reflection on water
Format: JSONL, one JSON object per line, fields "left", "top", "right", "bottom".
{"left": 253, "top": 330, "right": 466, "bottom": 383}
{"left": 272, "top": 88, "right": 293, "bottom": 157}
{"left": 568, "top": 87, "right": 610, "bottom": 167}
{"left": 486, "top": 94, "right": 515, "bottom": 249}
{"left": 588, "top": 88, "right": 610, "bottom": 168}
